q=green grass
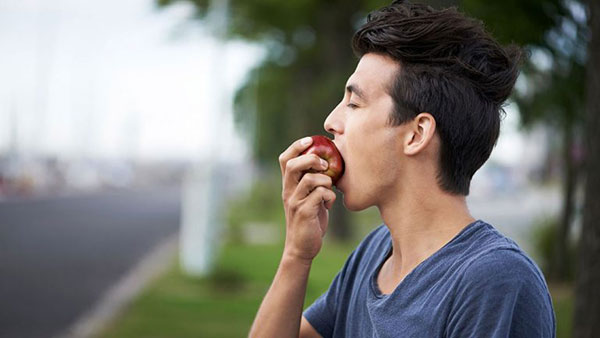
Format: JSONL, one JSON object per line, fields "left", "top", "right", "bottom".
{"left": 102, "top": 240, "right": 574, "bottom": 338}
{"left": 551, "top": 283, "right": 574, "bottom": 338}
{"left": 100, "top": 241, "right": 355, "bottom": 338}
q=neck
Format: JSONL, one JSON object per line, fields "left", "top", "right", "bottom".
{"left": 377, "top": 183, "right": 476, "bottom": 281}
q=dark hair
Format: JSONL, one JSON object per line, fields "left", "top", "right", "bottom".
{"left": 352, "top": 0, "right": 524, "bottom": 196}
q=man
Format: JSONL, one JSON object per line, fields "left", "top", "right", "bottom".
{"left": 249, "top": 1, "right": 556, "bottom": 337}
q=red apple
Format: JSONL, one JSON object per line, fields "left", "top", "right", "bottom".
{"left": 300, "top": 135, "right": 345, "bottom": 185}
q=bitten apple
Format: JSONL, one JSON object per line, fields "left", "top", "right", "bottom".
{"left": 300, "top": 135, "right": 345, "bottom": 185}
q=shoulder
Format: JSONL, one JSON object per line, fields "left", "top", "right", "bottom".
{"left": 456, "top": 222, "right": 549, "bottom": 290}
{"left": 470, "top": 246, "right": 536, "bottom": 272}
{"left": 446, "top": 247, "right": 556, "bottom": 337}
{"left": 461, "top": 248, "right": 545, "bottom": 287}
{"left": 450, "top": 221, "right": 545, "bottom": 284}
{"left": 454, "top": 246, "right": 554, "bottom": 316}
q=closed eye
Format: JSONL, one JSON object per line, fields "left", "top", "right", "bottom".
{"left": 347, "top": 103, "right": 359, "bottom": 109}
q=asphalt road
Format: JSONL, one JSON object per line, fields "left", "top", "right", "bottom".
{"left": 0, "top": 187, "right": 180, "bottom": 338}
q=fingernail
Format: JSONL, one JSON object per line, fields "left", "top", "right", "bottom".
{"left": 301, "top": 137, "right": 312, "bottom": 146}
{"left": 320, "top": 159, "right": 328, "bottom": 168}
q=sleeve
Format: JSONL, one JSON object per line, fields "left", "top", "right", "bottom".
{"left": 303, "top": 246, "right": 356, "bottom": 338}
{"left": 445, "top": 249, "right": 556, "bottom": 338}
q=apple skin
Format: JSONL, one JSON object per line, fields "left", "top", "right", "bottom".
{"left": 300, "top": 135, "right": 345, "bottom": 185}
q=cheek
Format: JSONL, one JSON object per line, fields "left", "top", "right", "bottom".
{"left": 374, "top": 130, "right": 403, "bottom": 185}
{"left": 345, "top": 117, "right": 375, "bottom": 158}
{"left": 345, "top": 125, "right": 400, "bottom": 201}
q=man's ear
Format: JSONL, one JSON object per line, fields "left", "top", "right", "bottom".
{"left": 403, "top": 112, "right": 436, "bottom": 156}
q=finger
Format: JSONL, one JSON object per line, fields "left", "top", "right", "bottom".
{"left": 304, "top": 186, "right": 337, "bottom": 210}
{"left": 324, "top": 191, "right": 337, "bottom": 210}
{"left": 293, "top": 173, "right": 332, "bottom": 200}
{"left": 278, "top": 136, "right": 313, "bottom": 176}
{"left": 282, "top": 155, "right": 328, "bottom": 202}
{"left": 285, "top": 154, "right": 329, "bottom": 190}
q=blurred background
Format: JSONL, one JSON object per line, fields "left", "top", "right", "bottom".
{"left": 0, "top": 0, "right": 596, "bottom": 337}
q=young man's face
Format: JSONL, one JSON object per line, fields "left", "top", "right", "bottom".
{"left": 324, "top": 53, "right": 406, "bottom": 211}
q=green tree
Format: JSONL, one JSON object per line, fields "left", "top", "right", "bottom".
{"left": 573, "top": 0, "right": 600, "bottom": 335}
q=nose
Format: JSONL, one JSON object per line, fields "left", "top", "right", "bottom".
{"left": 323, "top": 102, "right": 344, "bottom": 136}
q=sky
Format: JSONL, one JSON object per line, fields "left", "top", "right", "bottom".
{"left": 0, "top": 0, "right": 263, "bottom": 161}
{"left": 0, "top": 0, "right": 531, "bottom": 167}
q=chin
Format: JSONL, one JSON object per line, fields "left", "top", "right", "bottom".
{"left": 341, "top": 192, "right": 372, "bottom": 212}
{"left": 337, "top": 175, "right": 373, "bottom": 212}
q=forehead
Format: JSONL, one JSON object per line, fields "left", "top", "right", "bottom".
{"left": 347, "top": 53, "right": 400, "bottom": 98}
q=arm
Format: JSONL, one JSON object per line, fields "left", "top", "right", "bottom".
{"left": 249, "top": 137, "right": 335, "bottom": 338}
{"left": 248, "top": 254, "right": 318, "bottom": 337}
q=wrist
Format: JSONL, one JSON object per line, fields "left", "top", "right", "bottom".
{"left": 281, "top": 250, "right": 314, "bottom": 268}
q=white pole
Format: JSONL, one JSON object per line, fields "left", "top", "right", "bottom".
{"left": 180, "top": 0, "right": 230, "bottom": 277}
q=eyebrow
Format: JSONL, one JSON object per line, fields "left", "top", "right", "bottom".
{"left": 346, "top": 84, "right": 367, "bottom": 101}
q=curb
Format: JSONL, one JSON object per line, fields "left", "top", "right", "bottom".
{"left": 56, "top": 233, "right": 179, "bottom": 338}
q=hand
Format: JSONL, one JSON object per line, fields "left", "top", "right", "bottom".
{"left": 278, "top": 137, "right": 337, "bottom": 262}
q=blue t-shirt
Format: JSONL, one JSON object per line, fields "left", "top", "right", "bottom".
{"left": 303, "top": 219, "right": 556, "bottom": 337}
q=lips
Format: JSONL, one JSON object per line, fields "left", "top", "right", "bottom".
{"left": 332, "top": 140, "right": 346, "bottom": 188}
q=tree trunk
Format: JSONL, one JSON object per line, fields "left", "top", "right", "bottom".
{"left": 552, "top": 122, "right": 577, "bottom": 281}
{"left": 573, "top": 0, "right": 600, "bottom": 336}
